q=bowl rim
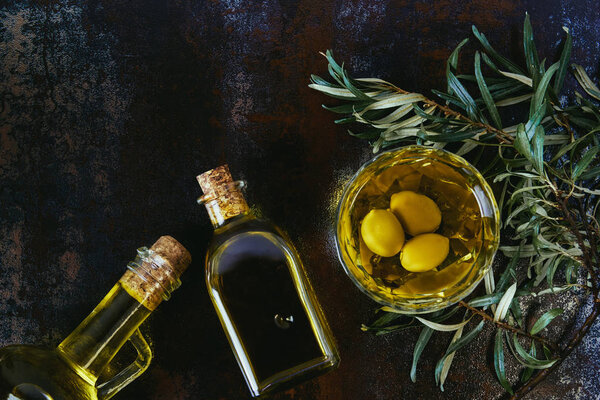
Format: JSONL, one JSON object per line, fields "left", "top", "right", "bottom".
{"left": 334, "top": 144, "right": 500, "bottom": 314}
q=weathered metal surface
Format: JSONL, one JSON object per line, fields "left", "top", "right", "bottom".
{"left": 1, "top": 1, "right": 599, "bottom": 399}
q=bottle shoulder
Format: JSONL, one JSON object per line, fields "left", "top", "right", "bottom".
{"left": 209, "top": 215, "right": 289, "bottom": 249}
{"left": 204, "top": 214, "right": 312, "bottom": 313}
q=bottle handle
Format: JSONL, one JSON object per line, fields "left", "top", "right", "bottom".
{"left": 96, "top": 328, "right": 153, "bottom": 400}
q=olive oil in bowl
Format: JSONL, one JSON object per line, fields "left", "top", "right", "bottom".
{"left": 336, "top": 146, "right": 500, "bottom": 313}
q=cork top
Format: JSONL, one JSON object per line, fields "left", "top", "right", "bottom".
{"left": 197, "top": 165, "right": 249, "bottom": 226}
{"left": 149, "top": 235, "right": 191, "bottom": 278}
{"left": 119, "top": 236, "right": 191, "bottom": 310}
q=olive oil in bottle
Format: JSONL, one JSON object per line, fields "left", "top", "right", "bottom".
{"left": 197, "top": 165, "right": 339, "bottom": 397}
{"left": 0, "top": 236, "right": 191, "bottom": 400}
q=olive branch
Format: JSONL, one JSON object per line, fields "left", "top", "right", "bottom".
{"left": 309, "top": 13, "right": 600, "bottom": 398}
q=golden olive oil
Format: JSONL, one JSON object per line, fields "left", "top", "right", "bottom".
{"left": 0, "top": 285, "right": 148, "bottom": 400}
{"left": 0, "top": 345, "right": 97, "bottom": 400}
{"left": 206, "top": 222, "right": 337, "bottom": 394}
{"left": 337, "top": 146, "right": 499, "bottom": 312}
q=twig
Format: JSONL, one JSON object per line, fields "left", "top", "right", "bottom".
{"left": 557, "top": 194, "right": 599, "bottom": 292}
{"left": 555, "top": 112, "right": 576, "bottom": 142}
{"left": 391, "top": 86, "right": 515, "bottom": 144}
{"left": 510, "top": 191, "right": 600, "bottom": 399}
{"left": 510, "top": 302, "right": 600, "bottom": 399}
{"left": 578, "top": 198, "right": 600, "bottom": 271}
{"left": 458, "top": 301, "right": 558, "bottom": 351}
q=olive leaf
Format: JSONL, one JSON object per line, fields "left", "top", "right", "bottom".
{"left": 494, "top": 330, "right": 514, "bottom": 394}
{"left": 411, "top": 326, "right": 433, "bottom": 382}
{"left": 494, "top": 283, "right": 518, "bottom": 322}
{"left": 530, "top": 308, "right": 564, "bottom": 335}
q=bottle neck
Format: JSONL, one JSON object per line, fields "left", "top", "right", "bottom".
{"left": 56, "top": 248, "right": 181, "bottom": 384}
{"left": 198, "top": 180, "right": 250, "bottom": 228}
{"left": 203, "top": 198, "right": 250, "bottom": 228}
{"left": 56, "top": 283, "right": 151, "bottom": 384}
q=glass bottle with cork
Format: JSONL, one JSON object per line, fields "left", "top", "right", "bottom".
{"left": 197, "top": 165, "right": 339, "bottom": 398}
{"left": 0, "top": 236, "right": 191, "bottom": 400}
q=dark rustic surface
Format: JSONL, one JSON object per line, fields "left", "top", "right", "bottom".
{"left": 1, "top": 1, "right": 600, "bottom": 399}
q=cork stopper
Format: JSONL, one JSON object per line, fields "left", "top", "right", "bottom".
{"left": 148, "top": 235, "right": 192, "bottom": 278}
{"left": 119, "top": 236, "right": 191, "bottom": 310}
{"left": 197, "top": 165, "right": 249, "bottom": 226}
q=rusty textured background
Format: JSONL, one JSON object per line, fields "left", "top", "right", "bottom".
{"left": 1, "top": 1, "right": 600, "bottom": 399}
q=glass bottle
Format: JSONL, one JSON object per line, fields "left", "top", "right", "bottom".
{"left": 197, "top": 165, "right": 339, "bottom": 397}
{"left": 0, "top": 236, "right": 191, "bottom": 400}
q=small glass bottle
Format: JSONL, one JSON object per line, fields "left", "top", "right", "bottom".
{"left": 197, "top": 165, "right": 339, "bottom": 397}
{"left": 0, "top": 236, "right": 191, "bottom": 400}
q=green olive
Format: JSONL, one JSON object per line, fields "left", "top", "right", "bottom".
{"left": 400, "top": 233, "right": 449, "bottom": 272}
{"left": 390, "top": 191, "right": 442, "bottom": 236}
{"left": 360, "top": 209, "right": 405, "bottom": 257}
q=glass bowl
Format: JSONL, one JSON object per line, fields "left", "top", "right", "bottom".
{"left": 335, "top": 145, "right": 500, "bottom": 314}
